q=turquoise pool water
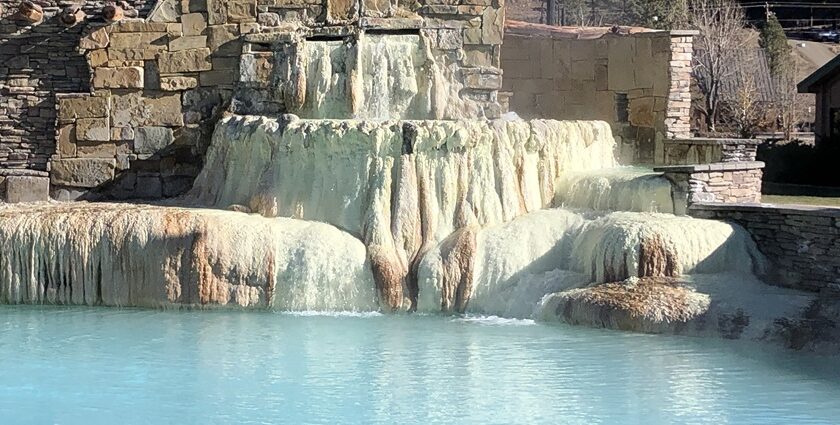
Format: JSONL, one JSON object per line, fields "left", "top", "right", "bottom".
{"left": 1, "top": 307, "right": 839, "bottom": 425}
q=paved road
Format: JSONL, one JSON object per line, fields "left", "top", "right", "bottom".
{"left": 790, "top": 39, "right": 837, "bottom": 69}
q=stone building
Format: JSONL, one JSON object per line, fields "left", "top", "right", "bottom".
{"left": 0, "top": 0, "right": 506, "bottom": 200}
{"left": 500, "top": 20, "right": 695, "bottom": 165}
{"left": 798, "top": 53, "right": 840, "bottom": 146}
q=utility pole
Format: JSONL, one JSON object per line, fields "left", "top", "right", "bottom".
{"left": 765, "top": 2, "right": 770, "bottom": 21}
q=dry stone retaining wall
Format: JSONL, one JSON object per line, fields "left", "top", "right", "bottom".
{"left": 0, "top": 0, "right": 151, "bottom": 172}
{"left": 2, "top": 0, "right": 507, "bottom": 200}
{"left": 691, "top": 202, "right": 840, "bottom": 295}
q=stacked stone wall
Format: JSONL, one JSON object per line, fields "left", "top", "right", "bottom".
{"left": 2, "top": 0, "right": 506, "bottom": 200}
{"left": 662, "top": 138, "right": 759, "bottom": 165}
{"left": 691, "top": 202, "right": 840, "bottom": 295}
{"left": 658, "top": 162, "right": 764, "bottom": 214}
{"left": 0, "top": 1, "right": 152, "bottom": 172}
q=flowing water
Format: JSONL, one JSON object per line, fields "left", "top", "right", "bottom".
{"left": 1, "top": 306, "right": 839, "bottom": 425}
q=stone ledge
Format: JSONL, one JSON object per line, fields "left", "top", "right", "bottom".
{"left": 690, "top": 202, "right": 840, "bottom": 218}
{"left": 0, "top": 168, "right": 49, "bottom": 177}
{"left": 670, "top": 137, "right": 762, "bottom": 146}
{"left": 654, "top": 161, "right": 765, "bottom": 173}
{"left": 668, "top": 30, "right": 700, "bottom": 37}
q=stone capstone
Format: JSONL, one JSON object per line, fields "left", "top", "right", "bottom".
{"left": 51, "top": 158, "right": 116, "bottom": 188}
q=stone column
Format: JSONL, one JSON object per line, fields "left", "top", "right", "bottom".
{"left": 664, "top": 30, "right": 697, "bottom": 139}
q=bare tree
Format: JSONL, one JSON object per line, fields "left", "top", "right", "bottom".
{"left": 771, "top": 59, "right": 807, "bottom": 141}
{"left": 720, "top": 61, "right": 767, "bottom": 138}
{"left": 690, "top": 0, "right": 750, "bottom": 132}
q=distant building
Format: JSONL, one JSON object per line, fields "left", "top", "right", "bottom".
{"left": 798, "top": 55, "right": 840, "bottom": 145}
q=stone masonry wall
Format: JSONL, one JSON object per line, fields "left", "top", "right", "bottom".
{"left": 500, "top": 21, "right": 695, "bottom": 165}
{"left": 0, "top": 0, "right": 152, "bottom": 172}
{"left": 3, "top": 0, "right": 506, "bottom": 200}
{"left": 691, "top": 202, "right": 840, "bottom": 295}
{"left": 658, "top": 161, "right": 764, "bottom": 214}
{"left": 662, "top": 138, "right": 759, "bottom": 165}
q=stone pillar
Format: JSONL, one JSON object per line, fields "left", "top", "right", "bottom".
{"left": 664, "top": 30, "right": 697, "bottom": 139}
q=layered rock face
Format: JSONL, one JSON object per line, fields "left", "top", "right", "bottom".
{"left": 188, "top": 115, "right": 617, "bottom": 309}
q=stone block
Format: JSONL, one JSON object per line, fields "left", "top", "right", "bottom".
{"left": 149, "top": 0, "right": 181, "bottom": 22}
{"left": 363, "top": 0, "right": 390, "bottom": 17}
{"left": 207, "top": 0, "right": 226, "bottom": 24}
{"left": 51, "top": 158, "right": 116, "bottom": 188}
{"left": 239, "top": 54, "right": 272, "bottom": 83}
{"left": 327, "top": 0, "right": 356, "bottom": 22}
{"left": 87, "top": 49, "right": 108, "bottom": 67}
{"left": 108, "top": 21, "right": 169, "bottom": 32}
{"left": 77, "top": 141, "right": 117, "bottom": 158}
{"left": 181, "top": 13, "right": 207, "bottom": 36}
{"left": 227, "top": 0, "right": 257, "bottom": 22}
{"left": 58, "top": 96, "right": 109, "bottom": 120}
{"left": 76, "top": 118, "right": 111, "bottom": 142}
{"left": 111, "top": 92, "right": 184, "bottom": 127}
{"left": 111, "top": 126, "right": 135, "bottom": 141}
{"left": 570, "top": 60, "right": 594, "bottom": 81}
{"left": 463, "top": 45, "right": 497, "bottom": 67}
{"left": 79, "top": 27, "right": 109, "bottom": 50}
{"left": 207, "top": 24, "right": 239, "bottom": 54}
{"left": 608, "top": 38, "right": 636, "bottom": 91}
{"left": 93, "top": 67, "right": 144, "bottom": 89}
{"left": 169, "top": 36, "right": 207, "bottom": 51}
{"left": 109, "top": 32, "right": 168, "bottom": 50}
{"left": 160, "top": 76, "right": 199, "bottom": 91}
{"left": 4, "top": 176, "right": 49, "bottom": 203}
{"left": 135, "top": 126, "right": 175, "bottom": 155}
{"left": 57, "top": 124, "right": 77, "bottom": 158}
{"left": 168, "top": 23, "right": 184, "bottom": 37}
{"left": 464, "top": 72, "right": 502, "bottom": 90}
{"left": 481, "top": 8, "right": 504, "bottom": 44}
{"left": 158, "top": 48, "right": 212, "bottom": 74}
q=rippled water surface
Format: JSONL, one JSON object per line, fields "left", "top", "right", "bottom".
{"left": 1, "top": 306, "right": 839, "bottom": 424}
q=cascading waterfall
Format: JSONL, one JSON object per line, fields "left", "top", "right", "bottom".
{"left": 188, "top": 115, "right": 617, "bottom": 309}
{"left": 0, "top": 203, "right": 377, "bottom": 310}
{"left": 0, "top": 28, "right": 806, "bottom": 343}
{"left": 554, "top": 167, "right": 677, "bottom": 214}
{"left": 291, "top": 33, "right": 473, "bottom": 120}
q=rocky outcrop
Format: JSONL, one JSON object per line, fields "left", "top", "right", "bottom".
{"left": 545, "top": 277, "right": 711, "bottom": 333}
{"left": 539, "top": 274, "right": 832, "bottom": 347}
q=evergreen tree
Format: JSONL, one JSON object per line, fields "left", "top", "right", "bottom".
{"left": 627, "top": 0, "right": 689, "bottom": 30}
{"left": 759, "top": 13, "right": 793, "bottom": 75}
